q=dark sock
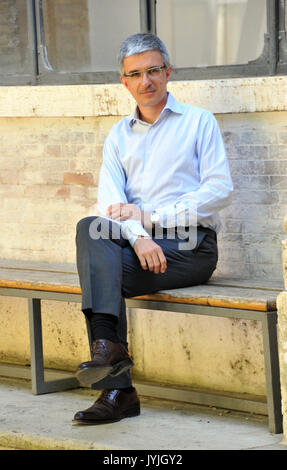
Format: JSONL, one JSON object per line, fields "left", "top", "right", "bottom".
{"left": 121, "top": 386, "right": 135, "bottom": 394}
{"left": 89, "top": 312, "right": 120, "bottom": 343}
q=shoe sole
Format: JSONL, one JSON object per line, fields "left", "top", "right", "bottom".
{"left": 72, "top": 404, "right": 140, "bottom": 425}
{"left": 76, "top": 358, "right": 134, "bottom": 386}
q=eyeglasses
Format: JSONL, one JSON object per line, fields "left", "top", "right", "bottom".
{"left": 123, "top": 65, "right": 166, "bottom": 81}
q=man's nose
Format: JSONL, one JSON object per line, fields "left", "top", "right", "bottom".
{"left": 140, "top": 71, "right": 152, "bottom": 85}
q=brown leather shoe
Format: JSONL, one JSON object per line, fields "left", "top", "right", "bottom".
{"left": 73, "top": 388, "right": 140, "bottom": 425}
{"left": 76, "top": 339, "right": 134, "bottom": 386}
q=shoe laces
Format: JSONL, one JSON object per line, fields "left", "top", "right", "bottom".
{"left": 91, "top": 339, "right": 106, "bottom": 355}
{"left": 97, "top": 389, "right": 118, "bottom": 404}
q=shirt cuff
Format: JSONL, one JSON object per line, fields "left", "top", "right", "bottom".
{"left": 121, "top": 219, "right": 151, "bottom": 246}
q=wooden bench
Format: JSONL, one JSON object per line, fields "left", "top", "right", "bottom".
{"left": 0, "top": 259, "right": 283, "bottom": 434}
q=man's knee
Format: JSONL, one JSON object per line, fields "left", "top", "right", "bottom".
{"left": 76, "top": 216, "right": 115, "bottom": 242}
{"left": 76, "top": 216, "right": 97, "bottom": 238}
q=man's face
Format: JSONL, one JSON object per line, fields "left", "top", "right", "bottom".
{"left": 120, "top": 50, "right": 172, "bottom": 109}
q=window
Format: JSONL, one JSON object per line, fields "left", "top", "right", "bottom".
{"left": 157, "top": 0, "right": 266, "bottom": 67}
{"left": 41, "top": 0, "right": 140, "bottom": 72}
{"left": 0, "top": 0, "right": 286, "bottom": 85}
{"left": 0, "top": 0, "right": 37, "bottom": 85}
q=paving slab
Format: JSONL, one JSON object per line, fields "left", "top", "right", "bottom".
{"left": 0, "top": 377, "right": 286, "bottom": 451}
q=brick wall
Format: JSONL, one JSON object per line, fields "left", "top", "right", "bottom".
{"left": 217, "top": 112, "right": 287, "bottom": 281}
{"left": 0, "top": 110, "right": 286, "bottom": 281}
{"left": 0, "top": 115, "right": 116, "bottom": 261}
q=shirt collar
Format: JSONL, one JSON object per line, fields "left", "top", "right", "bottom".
{"left": 128, "top": 92, "right": 184, "bottom": 127}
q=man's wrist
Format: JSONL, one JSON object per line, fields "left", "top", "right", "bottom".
{"left": 136, "top": 235, "right": 151, "bottom": 240}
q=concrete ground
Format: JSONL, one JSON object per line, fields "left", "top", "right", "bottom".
{"left": 0, "top": 377, "right": 286, "bottom": 451}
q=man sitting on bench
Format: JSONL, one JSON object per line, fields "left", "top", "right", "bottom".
{"left": 73, "top": 33, "right": 233, "bottom": 425}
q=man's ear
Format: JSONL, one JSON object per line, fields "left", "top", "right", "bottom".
{"left": 165, "top": 65, "right": 172, "bottom": 83}
{"left": 120, "top": 75, "right": 128, "bottom": 89}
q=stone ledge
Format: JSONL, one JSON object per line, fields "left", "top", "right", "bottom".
{"left": 0, "top": 76, "right": 286, "bottom": 118}
{"left": 0, "top": 378, "right": 285, "bottom": 450}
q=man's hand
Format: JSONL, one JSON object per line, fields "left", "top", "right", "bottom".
{"left": 107, "top": 204, "right": 166, "bottom": 272}
{"left": 133, "top": 238, "right": 167, "bottom": 274}
{"left": 107, "top": 203, "right": 142, "bottom": 222}
{"left": 106, "top": 203, "right": 153, "bottom": 230}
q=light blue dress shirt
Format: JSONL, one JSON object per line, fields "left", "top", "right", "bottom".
{"left": 97, "top": 92, "right": 233, "bottom": 246}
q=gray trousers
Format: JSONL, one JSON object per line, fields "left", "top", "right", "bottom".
{"left": 76, "top": 216, "right": 218, "bottom": 390}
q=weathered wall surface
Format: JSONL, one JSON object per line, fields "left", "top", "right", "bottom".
{"left": 0, "top": 114, "right": 115, "bottom": 261}
{"left": 277, "top": 291, "right": 287, "bottom": 439}
{"left": 277, "top": 221, "right": 287, "bottom": 440}
{"left": 217, "top": 111, "right": 287, "bottom": 280}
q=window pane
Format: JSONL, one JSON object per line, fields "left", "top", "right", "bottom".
{"left": 156, "top": 0, "right": 267, "bottom": 68}
{"left": 0, "top": 0, "right": 30, "bottom": 74}
{"left": 42, "top": 0, "right": 141, "bottom": 72}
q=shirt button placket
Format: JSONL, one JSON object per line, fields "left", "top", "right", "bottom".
{"left": 141, "top": 126, "right": 153, "bottom": 209}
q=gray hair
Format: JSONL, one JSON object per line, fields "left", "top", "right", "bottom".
{"left": 118, "top": 33, "right": 170, "bottom": 75}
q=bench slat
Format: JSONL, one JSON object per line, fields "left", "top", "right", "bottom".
{"left": 0, "top": 267, "right": 278, "bottom": 311}
{"left": 0, "top": 260, "right": 283, "bottom": 292}
{"left": 133, "top": 292, "right": 275, "bottom": 312}
{"left": 0, "top": 259, "right": 77, "bottom": 274}
{"left": 0, "top": 279, "right": 81, "bottom": 295}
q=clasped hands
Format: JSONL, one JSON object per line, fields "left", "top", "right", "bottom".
{"left": 106, "top": 203, "right": 166, "bottom": 274}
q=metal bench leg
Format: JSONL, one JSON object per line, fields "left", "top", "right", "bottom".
{"left": 28, "top": 298, "right": 79, "bottom": 395}
{"left": 262, "top": 311, "right": 283, "bottom": 434}
{"left": 28, "top": 298, "right": 44, "bottom": 394}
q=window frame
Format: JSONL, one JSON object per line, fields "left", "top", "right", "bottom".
{"left": 0, "top": 0, "right": 286, "bottom": 86}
